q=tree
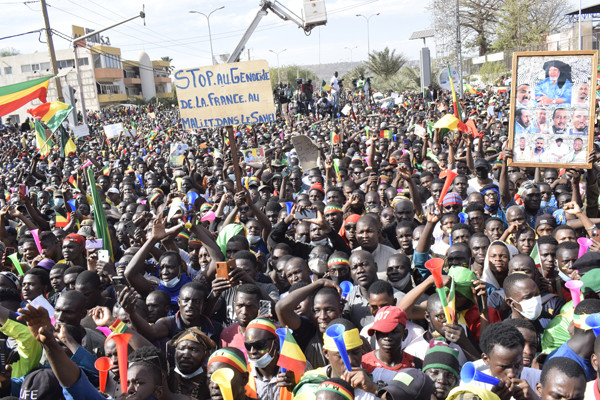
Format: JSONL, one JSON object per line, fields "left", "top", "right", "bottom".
{"left": 268, "top": 66, "right": 319, "bottom": 90}
{"left": 161, "top": 56, "right": 175, "bottom": 74}
{"left": 366, "top": 47, "right": 407, "bottom": 82}
{"left": 0, "top": 47, "right": 20, "bottom": 57}
{"left": 460, "top": 0, "right": 502, "bottom": 55}
{"left": 478, "top": 61, "right": 508, "bottom": 85}
{"left": 493, "top": 0, "right": 569, "bottom": 51}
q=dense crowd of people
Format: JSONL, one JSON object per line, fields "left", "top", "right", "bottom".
{"left": 0, "top": 79, "right": 597, "bottom": 400}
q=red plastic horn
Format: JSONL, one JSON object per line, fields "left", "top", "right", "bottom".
{"left": 425, "top": 258, "right": 445, "bottom": 288}
{"left": 107, "top": 333, "right": 132, "bottom": 394}
{"left": 94, "top": 356, "right": 113, "bottom": 393}
{"left": 437, "top": 170, "right": 458, "bottom": 207}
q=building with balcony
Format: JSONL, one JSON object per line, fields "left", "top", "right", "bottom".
{"left": 0, "top": 45, "right": 173, "bottom": 124}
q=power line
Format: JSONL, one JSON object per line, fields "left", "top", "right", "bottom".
{"left": 0, "top": 29, "right": 43, "bottom": 41}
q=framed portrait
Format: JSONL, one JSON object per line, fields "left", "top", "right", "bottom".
{"left": 508, "top": 50, "right": 597, "bottom": 169}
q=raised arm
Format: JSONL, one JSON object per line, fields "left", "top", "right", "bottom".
{"left": 276, "top": 279, "right": 337, "bottom": 330}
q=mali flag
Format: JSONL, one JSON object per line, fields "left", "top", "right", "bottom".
{"left": 28, "top": 101, "right": 72, "bottom": 132}
{"left": 447, "top": 63, "right": 463, "bottom": 121}
{"left": 277, "top": 328, "right": 306, "bottom": 380}
{"left": 34, "top": 119, "right": 52, "bottom": 157}
{"left": 322, "top": 80, "right": 331, "bottom": 92}
{"left": 55, "top": 211, "right": 69, "bottom": 228}
{"left": 59, "top": 125, "right": 76, "bottom": 157}
{"left": 68, "top": 175, "right": 78, "bottom": 189}
{"left": 0, "top": 75, "right": 53, "bottom": 118}
{"left": 331, "top": 131, "right": 340, "bottom": 144}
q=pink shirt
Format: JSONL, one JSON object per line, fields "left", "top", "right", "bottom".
{"left": 220, "top": 323, "right": 247, "bottom": 357}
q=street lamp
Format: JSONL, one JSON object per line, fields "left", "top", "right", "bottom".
{"left": 190, "top": 6, "right": 225, "bottom": 65}
{"left": 269, "top": 49, "right": 286, "bottom": 84}
{"left": 344, "top": 46, "right": 357, "bottom": 62}
{"left": 356, "top": 13, "right": 380, "bottom": 58}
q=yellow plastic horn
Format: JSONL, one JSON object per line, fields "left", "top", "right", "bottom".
{"left": 175, "top": 177, "right": 183, "bottom": 192}
{"left": 211, "top": 368, "right": 234, "bottom": 400}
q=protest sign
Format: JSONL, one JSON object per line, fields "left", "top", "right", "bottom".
{"left": 243, "top": 148, "right": 265, "bottom": 164}
{"left": 174, "top": 60, "right": 275, "bottom": 129}
{"left": 291, "top": 135, "right": 319, "bottom": 170}
{"left": 103, "top": 123, "right": 125, "bottom": 139}
{"left": 72, "top": 124, "right": 89, "bottom": 138}
{"left": 341, "top": 104, "right": 351, "bottom": 116}
{"left": 169, "top": 142, "right": 188, "bottom": 168}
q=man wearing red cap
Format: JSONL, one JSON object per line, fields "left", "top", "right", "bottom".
{"left": 62, "top": 233, "right": 87, "bottom": 268}
{"left": 362, "top": 306, "right": 422, "bottom": 374}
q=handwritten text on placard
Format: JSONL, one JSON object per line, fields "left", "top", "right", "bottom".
{"left": 174, "top": 60, "right": 275, "bottom": 129}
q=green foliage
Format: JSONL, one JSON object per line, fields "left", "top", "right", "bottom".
{"left": 269, "top": 66, "right": 320, "bottom": 90}
{"left": 160, "top": 56, "right": 175, "bottom": 74}
{"left": 478, "top": 61, "right": 508, "bottom": 85}
{"left": 493, "top": 0, "right": 569, "bottom": 51}
{"left": 374, "top": 67, "right": 421, "bottom": 92}
{"left": 0, "top": 47, "right": 20, "bottom": 57}
{"left": 366, "top": 47, "right": 407, "bottom": 81}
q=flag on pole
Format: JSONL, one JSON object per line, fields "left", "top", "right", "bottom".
{"left": 68, "top": 175, "right": 78, "bottom": 189}
{"left": 447, "top": 63, "right": 463, "bottom": 121}
{"left": 530, "top": 243, "right": 542, "bottom": 270}
{"left": 331, "top": 131, "right": 340, "bottom": 144}
{"left": 34, "top": 119, "right": 52, "bottom": 157}
{"left": 59, "top": 125, "right": 76, "bottom": 157}
{"left": 85, "top": 167, "right": 113, "bottom": 261}
{"left": 277, "top": 328, "right": 306, "bottom": 380}
{"left": 0, "top": 75, "right": 53, "bottom": 118}
{"left": 55, "top": 211, "right": 69, "bottom": 228}
{"left": 321, "top": 80, "right": 331, "bottom": 92}
{"left": 28, "top": 101, "right": 72, "bottom": 132}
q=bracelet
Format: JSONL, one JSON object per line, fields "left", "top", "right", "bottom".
{"left": 109, "top": 318, "right": 128, "bottom": 334}
{"left": 587, "top": 224, "right": 598, "bottom": 231}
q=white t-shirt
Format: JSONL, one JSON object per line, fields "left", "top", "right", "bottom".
{"left": 331, "top": 76, "right": 340, "bottom": 91}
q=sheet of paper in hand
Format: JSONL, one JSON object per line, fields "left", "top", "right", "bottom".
{"left": 291, "top": 135, "right": 319, "bottom": 170}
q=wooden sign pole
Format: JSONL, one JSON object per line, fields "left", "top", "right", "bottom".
{"left": 226, "top": 126, "right": 243, "bottom": 190}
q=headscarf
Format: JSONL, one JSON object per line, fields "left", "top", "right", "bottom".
{"left": 480, "top": 184, "right": 500, "bottom": 212}
{"left": 339, "top": 214, "right": 360, "bottom": 246}
{"left": 169, "top": 326, "right": 216, "bottom": 351}
{"left": 481, "top": 240, "right": 517, "bottom": 290}
{"left": 215, "top": 223, "right": 245, "bottom": 257}
{"left": 446, "top": 385, "right": 500, "bottom": 400}
{"left": 448, "top": 266, "right": 476, "bottom": 303}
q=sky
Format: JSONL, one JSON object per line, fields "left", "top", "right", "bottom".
{"left": 0, "top": 0, "right": 437, "bottom": 71}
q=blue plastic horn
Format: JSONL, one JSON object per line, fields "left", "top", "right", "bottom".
{"left": 325, "top": 324, "right": 352, "bottom": 372}
{"left": 586, "top": 314, "right": 600, "bottom": 337}
{"left": 340, "top": 281, "right": 354, "bottom": 300}
{"left": 67, "top": 199, "right": 77, "bottom": 212}
{"left": 275, "top": 327, "right": 288, "bottom": 372}
{"left": 187, "top": 191, "right": 199, "bottom": 210}
{"left": 459, "top": 212, "right": 469, "bottom": 224}
{"left": 460, "top": 361, "right": 500, "bottom": 386}
{"left": 285, "top": 202, "right": 294, "bottom": 215}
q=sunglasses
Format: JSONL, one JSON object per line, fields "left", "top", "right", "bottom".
{"left": 244, "top": 338, "right": 273, "bottom": 352}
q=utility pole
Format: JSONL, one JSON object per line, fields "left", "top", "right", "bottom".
{"left": 456, "top": 0, "right": 463, "bottom": 98}
{"left": 40, "top": 0, "right": 64, "bottom": 102}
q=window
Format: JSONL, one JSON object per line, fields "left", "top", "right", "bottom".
{"left": 78, "top": 58, "right": 89, "bottom": 66}
{"left": 97, "top": 83, "right": 122, "bottom": 95}
{"left": 40, "top": 62, "right": 50, "bottom": 71}
{"left": 93, "top": 54, "right": 102, "bottom": 69}
{"left": 4, "top": 67, "right": 11, "bottom": 75}
{"left": 57, "top": 59, "right": 75, "bottom": 69}
{"left": 21, "top": 65, "right": 31, "bottom": 73}
{"left": 31, "top": 64, "right": 40, "bottom": 72}
{"left": 101, "top": 54, "right": 122, "bottom": 69}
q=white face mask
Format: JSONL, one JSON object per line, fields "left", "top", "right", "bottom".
{"left": 250, "top": 351, "right": 274, "bottom": 369}
{"left": 512, "top": 295, "right": 542, "bottom": 320}
{"left": 247, "top": 235, "right": 261, "bottom": 245}
{"left": 174, "top": 365, "right": 204, "bottom": 379}
{"left": 161, "top": 275, "right": 181, "bottom": 288}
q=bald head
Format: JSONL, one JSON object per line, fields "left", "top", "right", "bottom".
{"left": 394, "top": 199, "right": 415, "bottom": 222}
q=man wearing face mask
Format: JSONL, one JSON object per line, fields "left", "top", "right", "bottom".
{"left": 546, "top": 299, "right": 600, "bottom": 381}
{"left": 503, "top": 274, "right": 544, "bottom": 337}
{"left": 168, "top": 327, "right": 216, "bottom": 398}
{"left": 243, "top": 318, "right": 297, "bottom": 399}
{"left": 326, "top": 252, "right": 353, "bottom": 285}
{"left": 308, "top": 246, "right": 334, "bottom": 278}
{"left": 468, "top": 159, "right": 496, "bottom": 195}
